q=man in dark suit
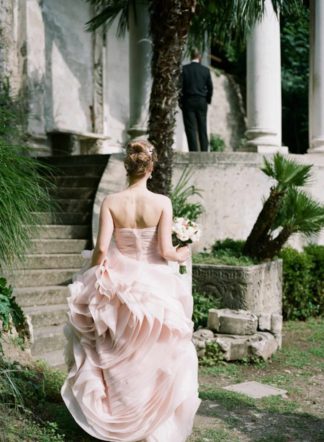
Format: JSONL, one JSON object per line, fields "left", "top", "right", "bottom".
{"left": 179, "top": 48, "right": 213, "bottom": 152}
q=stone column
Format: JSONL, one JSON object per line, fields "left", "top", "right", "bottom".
{"left": 128, "top": 0, "right": 152, "bottom": 139}
{"left": 244, "top": 0, "right": 287, "bottom": 153}
{"left": 309, "top": 0, "right": 324, "bottom": 152}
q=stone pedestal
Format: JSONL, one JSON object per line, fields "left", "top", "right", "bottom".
{"left": 128, "top": 0, "right": 152, "bottom": 138}
{"left": 243, "top": 0, "right": 287, "bottom": 153}
{"left": 193, "top": 259, "right": 282, "bottom": 316}
{"left": 309, "top": 0, "right": 324, "bottom": 152}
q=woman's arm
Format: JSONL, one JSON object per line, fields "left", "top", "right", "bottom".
{"left": 158, "top": 196, "right": 190, "bottom": 262}
{"left": 91, "top": 197, "right": 114, "bottom": 266}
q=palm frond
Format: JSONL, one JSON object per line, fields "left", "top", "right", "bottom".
{"left": 261, "top": 153, "right": 312, "bottom": 189}
{"left": 86, "top": 0, "right": 131, "bottom": 36}
{"left": 171, "top": 166, "right": 203, "bottom": 221}
{"left": 272, "top": 188, "right": 324, "bottom": 237}
{"left": 189, "top": 0, "right": 305, "bottom": 50}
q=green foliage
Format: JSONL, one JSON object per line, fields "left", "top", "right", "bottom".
{"left": 170, "top": 167, "right": 203, "bottom": 221}
{"left": 189, "top": 0, "right": 305, "bottom": 50}
{"left": 281, "top": 7, "right": 309, "bottom": 154}
{"left": 261, "top": 153, "right": 312, "bottom": 191}
{"left": 193, "top": 238, "right": 257, "bottom": 266}
{"left": 279, "top": 247, "right": 319, "bottom": 320}
{"left": 86, "top": 0, "right": 129, "bottom": 36}
{"left": 211, "top": 238, "right": 256, "bottom": 265}
{"left": 0, "top": 80, "right": 54, "bottom": 267}
{"left": 209, "top": 133, "right": 225, "bottom": 152}
{"left": 244, "top": 153, "right": 324, "bottom": 261}
{"left": 192, "top": 289, "right": 217, "bottom": 330}
{"left": 199, "top": 341, "right": 224, "bottom": 366}
{"left": 272, "top": 188, "right": 324, "bottom": 237}
{"left": 0, "top": 278, "right": 29, "bottom": 354}
{"left": 303, "top": 245, "right": 324, "bottom": 315}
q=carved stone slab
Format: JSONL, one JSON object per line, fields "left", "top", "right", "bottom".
{"left": 193, "top": 260, "right": 282, "bottom": 317}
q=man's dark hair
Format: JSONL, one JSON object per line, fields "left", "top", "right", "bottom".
{"left": 190, "top": 48, "right": 201, "bottom": 60}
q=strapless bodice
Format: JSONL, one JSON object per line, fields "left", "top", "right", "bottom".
{"left": 113, "top": 227, "right": 165, "bottom": 264}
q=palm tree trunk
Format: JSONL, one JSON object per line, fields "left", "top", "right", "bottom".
{"left": 243, "top": 186, "right": 284, "bottom": 258}
{"left": 256, "top": 227, "right": 292, "bottom": 261}
{"left": 147, "top": 0, "right": 195, "bottom": 195}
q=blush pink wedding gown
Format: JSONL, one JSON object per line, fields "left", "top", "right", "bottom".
{"left": 61, "top": 226, "right": 201, "bottom": 442}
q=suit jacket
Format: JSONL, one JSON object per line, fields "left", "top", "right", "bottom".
{"left": 179, "top": 62, "right": 213, "bottom": 108}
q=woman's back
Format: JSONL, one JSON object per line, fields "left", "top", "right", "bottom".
{"left": 108, "top": 187, "right": 164, "bottom": 229}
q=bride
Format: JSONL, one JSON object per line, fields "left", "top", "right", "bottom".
{"left": 61, "top": 139, "right": 201, "bottom": 442}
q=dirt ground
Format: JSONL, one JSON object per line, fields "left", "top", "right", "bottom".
{"left": 189, "top": 318, "right": 324, "bottom": 442}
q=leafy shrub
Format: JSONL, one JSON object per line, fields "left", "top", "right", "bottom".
{"left": 0, "top": 277, "right": 29, "bottom": 354}
{"left": 210, "top": 238, "right": 256, "bottom": 265}
{"left": 304, "top": 245, "right": 324, "bottom": 315}
{"left": 209, "top": 133, "right": 226, "bottom": 152}
{"left": 279, "top": 247, "right": 318, "bottom": 320}
{"left": 192, "top": 289, "right": 218, "bottom": 330}
{"left": 199, "top": 341, "right": 224, "bottom": 366}
{"left": 171, "top": 166, "right": 203, "bottom": 221}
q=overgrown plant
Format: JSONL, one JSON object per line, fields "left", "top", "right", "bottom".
{"left": 0, "top": 278, "right": 29, "bottom": 354}
{"left": 0, "top": 80, "right": 54, "bottom": 267}
{"left": 170, "top": 166, "right": 203, "bottom": 221}
{"left": 243, "top": 153, "right": 324, "bottom": 261}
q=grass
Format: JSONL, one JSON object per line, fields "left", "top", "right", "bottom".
{"left": 1, "top": 318, "right": 324, "bottom": 441}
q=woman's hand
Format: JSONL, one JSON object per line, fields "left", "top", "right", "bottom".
{"left": 176, "top": 245, "right": 190, "bottom": 263}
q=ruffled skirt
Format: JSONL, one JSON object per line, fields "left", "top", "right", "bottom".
{"left": 61, "top": 245, "right": 200, "bottom": 442}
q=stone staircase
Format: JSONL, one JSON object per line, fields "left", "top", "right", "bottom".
{"left": 12, "top": 155, "right": 109, "bottom": 368}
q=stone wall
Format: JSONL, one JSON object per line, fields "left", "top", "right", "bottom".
{"left": 0, "top": 1, "right": 246, "bottom": 154}
{"left": 93, "top": 152, "right": 324, "bottom": 251}
{"left": 208, "top": 70, "right": 246, "bottom": 151}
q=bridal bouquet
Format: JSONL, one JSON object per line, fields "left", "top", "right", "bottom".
{"left": 172, "top": 217, "right": 201, "bottom": 274}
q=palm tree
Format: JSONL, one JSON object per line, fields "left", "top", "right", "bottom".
{"left": 87, "top": 0, "right": 305, "bottom": 195}
{"left": 243, "top": 154, "right": 324, "bottom": 261}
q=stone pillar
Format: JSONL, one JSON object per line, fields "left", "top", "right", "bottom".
{"left": 128, "top": 0, "right": 152, "bottom": 139}
{"left": 309, "top": 0, "right": 324, "bottom": 152}
{"left": 244, "top": 0, "right": 287, "bottom": 153}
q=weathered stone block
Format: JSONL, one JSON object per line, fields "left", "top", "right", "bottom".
{"left": 208, "top": 308, "right": 258, "bottom": 335}
{"left": 249, "top": 332, "right": 278, "bottom": 360}
{"left": 193, "top": 260, "right": 282, "bottom": 317}
{"left": 258, "top": 313, "right": 271, "bottom": 331}
{"left": 214, "top": 334, "right": 251, "bottom": 361}
{"left": 192, "top": 329, "right": 214, "bottom": 341}
{"left": 271, "top": 313, "right": 283, "bottom": 334}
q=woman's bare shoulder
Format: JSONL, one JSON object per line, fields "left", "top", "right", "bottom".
{"left": 149, "top": 192, "right": 172, "bottom": 206}
{"left": 101, "top": 192, "right": 125, "bottom": 206}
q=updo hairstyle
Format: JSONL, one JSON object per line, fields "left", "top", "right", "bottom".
{"left": 124, "top": 139, "right": 157, "bottom": 178}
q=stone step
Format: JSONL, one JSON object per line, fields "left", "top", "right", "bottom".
{"left": 33, "top": 225, "right": 89, "bottom": 239}
{"left": 33, "top": 212, "right": 91, "bottom": 225}
{"left": 24, "top": 303, "right": 68, "bottom": 328}
{"left": 41, "top": 164, "right": 106, "bottom": 177}
{"left": 54, "top": 198, "right": 93, "bottom": 213}
{"left": 30, "top": 239, "right": 88, "bottom": 254}
{"left": 32, "top": 324, "right": 66, "bottom": 355}
{"left": 14, "top": 286, "right": 69, "bottom": 307}
{"left": 51, "top": 175, "right": 100, "bottom": 188}
{"left": 37, "top": 349, "right": 66, "bottom": 369}
{"left": 53, "top": 187, "right": 96, "bottom": 199}
{"left": 19, "top": 254, "right": 85, "bottom": 270}
{"left": 40, "top": 154, "right": 110, "bottom": 166}
{"left": 12, "top": 269, "right": 77, "bottom": 287}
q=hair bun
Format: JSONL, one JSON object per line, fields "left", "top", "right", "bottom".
{"left": 124, "top": 139, "right": 157, "bottom": 178}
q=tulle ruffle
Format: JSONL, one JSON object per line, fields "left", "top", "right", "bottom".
{"left": 61, "top": 243, "right": 200, "bottom": 442}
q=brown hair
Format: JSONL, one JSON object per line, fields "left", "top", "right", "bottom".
{"left": 124, "top": 139, "right": 157, "bottom": 178}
